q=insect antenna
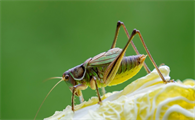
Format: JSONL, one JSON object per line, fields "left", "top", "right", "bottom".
{"left": 34, "top": 78, "right": 64, "bottom": 120}
{"left": 43, "top": 77, "right": 63, "bottom": 83}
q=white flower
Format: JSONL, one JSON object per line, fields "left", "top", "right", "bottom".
{"left": 45, "top": 66, "right": 195, "bottom": 120}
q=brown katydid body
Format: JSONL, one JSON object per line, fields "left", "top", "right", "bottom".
{"left": 63, "top": 48, "right": 146, "bottom": 90}
{"left": 34, "top": 21, "right": 167, "bottom": 120}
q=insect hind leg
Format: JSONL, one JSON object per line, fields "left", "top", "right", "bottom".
{"left": 135, "top": 30, "right": 167, "bottom": 84}
{"left": 111, "top": 21, "right": 151, "bottom": 74}
{"left": 103, "top": 29, "right": 138, "bottom": 85}
{"left": 104, "top": 29, "right": 167, "bottom": 85}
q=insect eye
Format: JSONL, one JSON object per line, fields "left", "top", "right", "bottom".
{"left": 65, "top": 75, "right": 69, "bottom": 79}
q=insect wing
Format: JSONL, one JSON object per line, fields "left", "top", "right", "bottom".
{"left": 89, "top": 48, "right": 122, "bottom": 66}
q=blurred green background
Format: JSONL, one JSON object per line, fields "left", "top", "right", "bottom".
{"left": 1, "top": 1, "right": 194, "bottom": 120}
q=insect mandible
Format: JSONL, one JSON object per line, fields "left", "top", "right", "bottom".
{"left": 34, "top": 21, "right": 167, "bottom": 119}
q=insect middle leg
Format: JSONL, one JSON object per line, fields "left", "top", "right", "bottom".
{"left": 90, "top": 77, "right": 102, "bottom": 103}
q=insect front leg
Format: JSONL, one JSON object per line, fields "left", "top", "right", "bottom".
{"left": 79, "top": 91, "right": 84, "bottom": 103}
{"left": 111, "top": 21, "right": 151, "bottom": 73}
{"left": 71, "top": 84, "right": 88, "bottom": 111}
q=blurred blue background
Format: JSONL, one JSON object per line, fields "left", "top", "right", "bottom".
{"left": 1, "top": 1, "right": 194, "bottom": 119}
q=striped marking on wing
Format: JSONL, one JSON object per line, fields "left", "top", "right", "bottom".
{"left": 89, "top": 48, "right": 122, "bottom": 66}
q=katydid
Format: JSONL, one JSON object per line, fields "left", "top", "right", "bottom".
{"left": 34, "top": 21, "right": 167, "bottom": 120}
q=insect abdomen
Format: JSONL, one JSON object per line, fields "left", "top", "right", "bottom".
{"left": 117, "top": 55, "right": 145, "bottom": 74}
{"left": 108, "top": 54, "right": 146, "bottom": 86}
